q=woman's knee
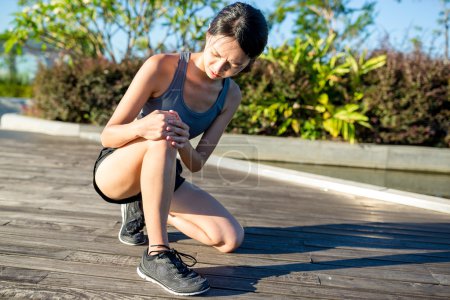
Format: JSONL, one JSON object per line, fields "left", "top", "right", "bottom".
{"left": 216, "top": 224, "right": 245, "bottom": 253}
{"left": 144, "top": 139, "right": 177, "bottom": 157}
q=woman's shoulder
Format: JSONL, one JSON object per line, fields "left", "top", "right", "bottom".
{"left": 146, "top": 52, "right": 180, "bottom": 63}
{"left": 222, "top": 78, "right": 242, "bottom": 112}
{"left": 228, "top": 79, "right": 242, "bottom": 101}
{"left": 143, "top": 53, "right": 180, "bottom": 75}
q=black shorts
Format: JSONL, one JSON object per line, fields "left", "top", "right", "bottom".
{"left": 92, "top": 147, "right": 186, "bottom": 204}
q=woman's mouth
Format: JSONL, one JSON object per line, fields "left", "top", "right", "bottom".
{"left": 210, "top": 70, "right": 221, "bottom": 78}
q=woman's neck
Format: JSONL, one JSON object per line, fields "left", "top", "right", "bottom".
{"left": 190, "top": 52, "right": 216, "bottom": 84}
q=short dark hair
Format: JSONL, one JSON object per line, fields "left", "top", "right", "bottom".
{"left": 208, "top": 2, "right": 268, "bottom": 60}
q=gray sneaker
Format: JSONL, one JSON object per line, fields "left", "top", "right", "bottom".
{"left": 118, "top": 201, "right": 147, "bottom": 245}
{"left": 137, "top": 245, "right": 210, "bottom": 296}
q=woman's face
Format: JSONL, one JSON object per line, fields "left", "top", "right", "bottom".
{"left": 203, "top": 34, "right": 251, "bottom": 80}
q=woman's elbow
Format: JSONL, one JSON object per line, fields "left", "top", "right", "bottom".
{"left": 100, "top": 132, "right": 109, "bottom": 148}
{"left": 189, "top": 162, "right": 204, "bottom": 173}
{"left": 100, "top": 128, "right": 116, "bottom": 148}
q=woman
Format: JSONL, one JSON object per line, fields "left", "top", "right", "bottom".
{"left": 93, "top": 2, "right": 268, "bottom": 296}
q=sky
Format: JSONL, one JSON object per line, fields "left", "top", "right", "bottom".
{"left": 0, "top": 0, "right": 446, "bottom": 77}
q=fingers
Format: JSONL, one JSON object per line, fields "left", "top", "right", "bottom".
{"left": 168, "top": 119, "right": 189, "bottom": 132}
{"left": 165, "top": 134, "right": 188, "bottom": 143}
{"left": 166, "top": 124, "right": 189, "bottom": 138}
{"left": 169, "top": 141, "right": 185, "bottom": 149}
{"left": 169, "top": 110, "right": 180, "bottom": 120}
{"left": 154, "top": 110, "right": 187, "bottom": 130}
{"left": 146, "top": 110, "right": 189, "bottom": 144}
{"left": 167, "top": 139, "right": 186, "bottom": 149}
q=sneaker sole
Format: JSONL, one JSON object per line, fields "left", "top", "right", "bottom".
{"left": 118, "top": 204, "right": 147, "bottom": 246}
{"left": 137, "top": 267, "right": 210, "bottom": 296}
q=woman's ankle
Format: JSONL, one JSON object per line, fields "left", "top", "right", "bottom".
{"left": 148, "top": 244, "right": 170, "bottom": 255}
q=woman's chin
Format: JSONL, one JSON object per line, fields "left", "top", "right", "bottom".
{"left": 207, "top": 69, "right": 222, "bottom": 80}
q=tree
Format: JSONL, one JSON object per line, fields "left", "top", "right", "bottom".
{"left": 0, "top": 31, "right": 18, "bottom": 80}
{"left": 270, "top": 0, "right": 376, "bottom": 48}
{"left": 437, "top": 0, "right": 450, "bottom": 62}
{"left": 5, "top": 0, "right": 223, "bottom": 63}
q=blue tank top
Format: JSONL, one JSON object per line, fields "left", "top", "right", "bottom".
{"left": 137, "top": 52, "right": 230, "bottom": 139}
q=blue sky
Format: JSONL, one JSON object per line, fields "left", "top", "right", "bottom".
{"left": 0, "top": 0, "right": 446, "bottom": 77}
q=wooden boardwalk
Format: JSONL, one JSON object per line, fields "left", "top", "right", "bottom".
{"left": 0, "top": 128, "right": 450, "bottom": 299}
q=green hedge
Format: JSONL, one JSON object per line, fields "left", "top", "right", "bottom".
{"left": 32, "top": 57, "right": 143, "bottom": 125}
{"left": 30, "top": 46, "right": 448, "bottom": 147}
{"left": 359, "top": 49, "right": 449, "bottom": 147}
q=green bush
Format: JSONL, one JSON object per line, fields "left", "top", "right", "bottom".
{"left": 359, "top": 49, "right": 449, "bottom": 147}
{"left": 231, "top": 35, "right": 386, "bottom": 143}
{"left": 32, "top": 57, "right": 143, "bottom": 125}
{"left": 30, "top": 42, "right": 448, "bottom": 148}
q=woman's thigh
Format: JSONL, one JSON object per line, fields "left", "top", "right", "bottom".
{"left": 169, "top": 180, "right": 244, "bottom": 250}
{"left": 95, "top": 138, "right": 176, "bottom": 200}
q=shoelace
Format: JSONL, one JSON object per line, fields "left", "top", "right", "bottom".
{"left": 149, "top": 244, "right": 198, "bottom": 270}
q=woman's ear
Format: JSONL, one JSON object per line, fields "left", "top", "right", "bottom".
{"left": 240, "top": 59, "right": 255, "bottom": 74}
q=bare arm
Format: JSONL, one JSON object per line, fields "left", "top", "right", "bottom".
{"left": 178, "top": 81, "right": 242, "bottom": 172}
{"left": 100, "top": 54, "right": 176, "bottom": 148}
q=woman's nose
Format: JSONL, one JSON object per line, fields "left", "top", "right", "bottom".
{"left": 213, "top": 59, "right": 229, "bottom": 74}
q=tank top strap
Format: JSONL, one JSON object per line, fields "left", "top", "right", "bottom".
{"left": 171, "top": 52, "right": 190, "bottom": 91}
{"left": 216, "top": 78, "right": 231, "bottom": 111}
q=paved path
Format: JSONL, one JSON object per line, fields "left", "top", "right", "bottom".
{"left": 0, "top": 129, "right": 450, "bottom": 299}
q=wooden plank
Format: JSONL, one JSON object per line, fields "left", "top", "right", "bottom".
{"left": 0, "top": 206, "right": 118, "bottom": 228}
{"left": 40, "top": 272, "right": 290, "bottom": 300}
{"left": 0, "top": 234, "right": 443, "bottom": 290}
{"left": 430, "top": 272, "right": 450, "bottom": 285}
{"left": 0, "top": 243, "right": 71, "bottom": 260}
{"left": 0, "top": 266, "right": 48, "bottom": 284}
{"left": 205, "top": 275, "right": 440, "bottom": 300}
{"left": 2, "top": 220, "right": 450, "bottom": 272}
{"left": 0, "top": 254, "right": 436, "bottom": 300}
{"left": 64, "top": 249, "right": 441, "bottom": 287}
{"left": 243, "top": 225, "right": 450, "bottom": 246}
{"left": 0, "top": 280, "right": 166, "bottom": 300}
{"left": 314, "top": 272, "right": 450, "bottom": 297}
{"left": 234, "top": 214, "right": 450, "bottom": 236}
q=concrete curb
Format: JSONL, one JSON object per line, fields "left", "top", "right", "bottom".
{"left": 205, "top": 156, "right": 450, "bottom": 214}
{"left": 0, "top": 113, "right": 103, "bottom": 140}
{"left": 1, "top": 112, "right": 449, "bottom": 214}
{"left": 197, "top": 134, "right": 450, "bottom": 174}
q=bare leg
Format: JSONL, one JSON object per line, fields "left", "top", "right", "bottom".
{"left": 95, "top": 138, "right": 178, "bottom": 253}
{"left": 168, "top": 181, "right": 245, "bottom": 253}
{"left": 94, "top": 139, "right": 243, "bottom": 253}
{"left": 140, "top": 140, "right": 177, "bottom": 251}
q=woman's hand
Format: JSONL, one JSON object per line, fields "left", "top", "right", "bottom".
{"left": 137, "top": 110, "right": 189, "bottom": 149}
{"left": 165, "top": 110, "right": 190, "bottom": 149}
{"left": 137, "top": 110, "right": 178, "bottom": 141}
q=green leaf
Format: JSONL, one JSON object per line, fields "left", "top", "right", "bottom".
{"left": 4, "top": 36, "right": 19, "bottom": 54}
{"left": 318, "top": 93, "right": 329, "bottom": 105}
{"left": 291, "top": 119, "right": 300, "bottom": 133}
{"left": 342, "top": 122, "right": 349, "bottom": 140}
{"left": 361, "top": 55, "right": 386, "bottom": 74}
{"left": 354, "top": 91, "right": 364, "bottom": 101}
{"left": 358, "top": 121, "right": 372, "bottom": 128}
{"left": 347, "top": 55, "right": 359, "bottom": 74}
{"left": 344, "top": 103, "right": 359, "bottom": 112}
{"left": 283, "top": 107, "right": 293, "bottom": 118}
